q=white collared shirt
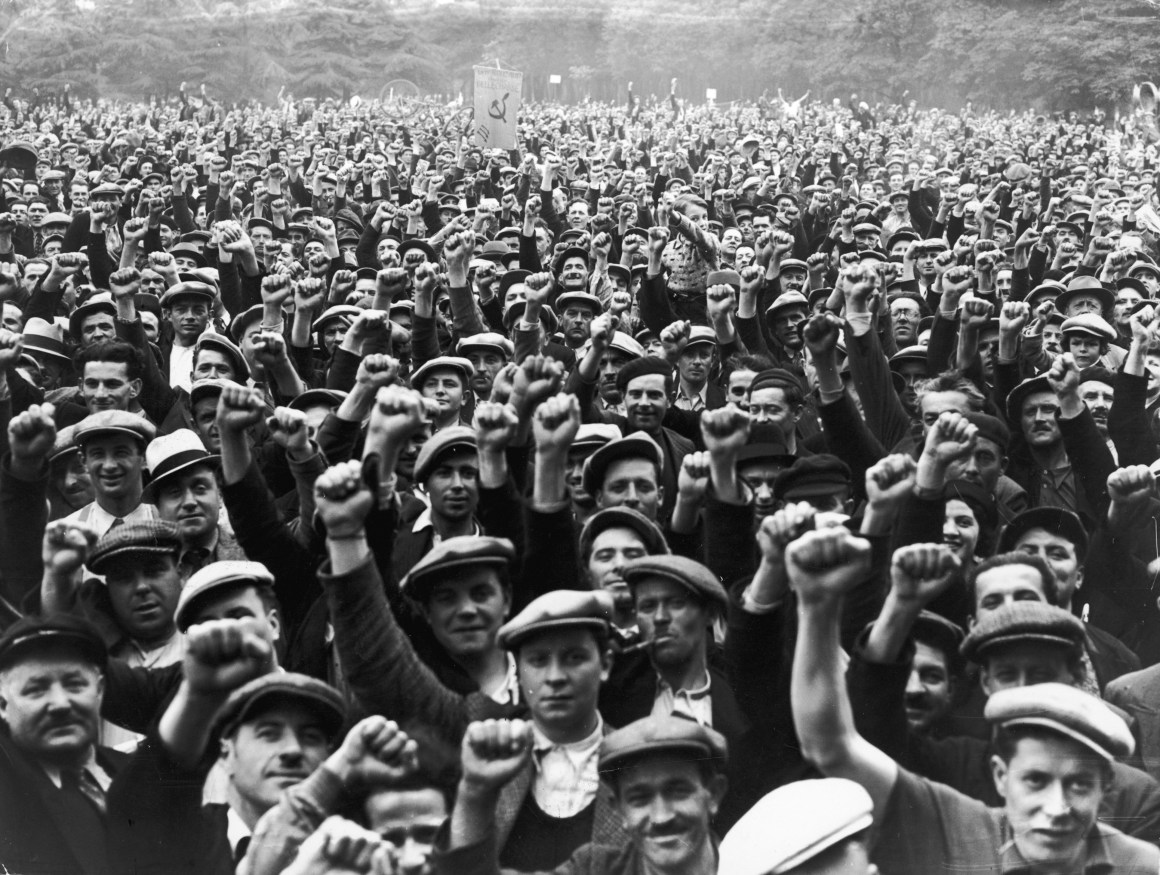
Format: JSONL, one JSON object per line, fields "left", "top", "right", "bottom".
{"left": 39, "top": 749, "right": 112, "bottom": 792}
{"left": 62, "top": 500, "right": 158, "bottom": 538}
{"left": 226, "top": 806, "right": 252, "bottom": 858}
{"left": 674, "top": 383, "right": 708, "bottom": 412}
{"left": 169, "top": 342, "right": 196, "bottom": 391}
{"left": 652, "top": 670, "right": 713, "bottom": 726}
{"left": 410, "top": 507, "right": 482, "bottom": 545}
{"left": 531, "top": 717, "right": 603, "bottom": 818}
{"left": 486, "top": 651, "right": 521, "bottom": 706}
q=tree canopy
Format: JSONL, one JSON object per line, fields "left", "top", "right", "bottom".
{"left": 0, "top": 0, "right": 1156, "bottom": 109}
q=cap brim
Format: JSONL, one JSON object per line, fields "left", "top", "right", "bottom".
{"left": 216, "top": 686, "right": 346, "bottom": 739}
{"left": 769, "top": 812, "right": 875, "bottom": 875}
{"left": 144, "top": 454, "right": 220, "bottom": 498}
{"left": 599, "top": 738, "right": 718, "bottom": 774}
{"left": 90, "top": 543, "right": 179, "bottom": 575}
{"left": 500, "top": 617, "right": 609, "bottom": 650}
{"left": 403, "top": 553, "right": 509, "bottom": 599}
{"left": 998, "top": 715, "right": 1115, "bottom": 762}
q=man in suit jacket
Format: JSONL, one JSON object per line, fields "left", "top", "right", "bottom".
{"left": 0, "top": 613, "right": 125, "bottom": 875}
{"left": 603, "top": 554, "right": 761, "bottom": 831}
{"left": 106, "top": 619, "right": 347, "bottom": 875}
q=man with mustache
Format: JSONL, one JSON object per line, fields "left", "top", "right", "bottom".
{"left": 847, "top": 541, "right": 1155, "bottom": 839}
{"left": 1001, "top": 354, "right": 1114, "bottom": 525}
{"left": 1077, "top": 367, "right": 1115, "bottom": 457}
{"left": 457, "top": 333, "right": 512, "bottom": 408}
{"left": 0, "top": 613, "right": 125, "bottom": 875}
{"left": 105, "top": 618, "right": 348, "bottom": 873}
{"left": 437, "top": 715, "right": 727, "bottom": 875}
{"left": 790, "top": 529, "right": 1160, "bottom": 871}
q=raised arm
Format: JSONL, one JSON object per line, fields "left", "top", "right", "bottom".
{"left": 788, "top": 527, "right": 899, "bottom": 825}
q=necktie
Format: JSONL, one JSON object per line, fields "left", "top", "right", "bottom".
{"left": 63, "top": 768, "right": 107, "bottom": 817}
{"left": 181, "top": 547, "right": 210, "bottom": 575}
{"left": 234, "top": 836, "right": 251, "bottom": 865}
{"left": 33, "top": 230, "right": 43, "bottom": 254}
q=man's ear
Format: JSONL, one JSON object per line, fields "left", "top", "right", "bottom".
{"left": 706, "top": 773, "right": 729, "bottom": 819}
{"left": 1074, "top": 566, "right": 1084, "bottom": 593}
{"left": 266, "top": 609, "right": 281, "bottom": 644}
{"left": 979, "top": 666, "right": 993, "bottom": 697}
{"left": 129, "top": 378, "right": 142, "bottom": 401}
{"left": 990, "top": 754, "right": 1009, "bottom": 801}
{"left": 655, "top": 484, "right": 665, "bottom": 509}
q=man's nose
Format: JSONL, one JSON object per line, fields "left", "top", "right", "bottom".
{"left": 905, "top": 669, "right": 925, "bottom": 696}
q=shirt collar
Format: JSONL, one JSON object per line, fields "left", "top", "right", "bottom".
{"left": 656, "top": 669, "right": 712, "bottom": 700}
{"left": 998, "top": 823, "right": 1113, "bottom": 875}
{"left": 226, "top": 806, "right": 252, "bottom": 856}
{"left": 411, "top": 507, "right": 482, "bottom": 539}
{"left": 532, "top": 715, "right": 604, "bottom": 763}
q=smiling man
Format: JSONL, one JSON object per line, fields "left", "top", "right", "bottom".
{"left": 64, "top": 410, "right": 158, "bottom": 536}
{"left": 439, "top": 715, "right": 727, "bottom": 875}
{"left": 159, "top": 281, "right": 215, "bottom": 392}
{"left": 790, "top": 529, "right": 1160, "bottom": 873}
{"left": 0, "top": 613, "right": 123, "bottom": 875}
{"left": 75, "top": 340, "right": 146, "bottom": 418}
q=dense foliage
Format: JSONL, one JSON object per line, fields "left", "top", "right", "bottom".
{"left": 1, "top": 0, "right": 1158, "bottom": 110}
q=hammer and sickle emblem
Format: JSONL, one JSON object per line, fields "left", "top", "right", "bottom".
{"left": 488, "top": 93, "right": 509, "bottom": 123}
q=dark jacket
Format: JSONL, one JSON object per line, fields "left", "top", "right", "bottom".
{"left": 0, "top": 732, "right": 127, "bottom": 875}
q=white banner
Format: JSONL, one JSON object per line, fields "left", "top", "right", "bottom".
{"left": 473, "top": 66, "right": 522, "bottom": 150}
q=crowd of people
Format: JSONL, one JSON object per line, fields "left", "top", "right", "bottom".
{"left": 3, "top": 77, "right": 1160, "bottom": 874}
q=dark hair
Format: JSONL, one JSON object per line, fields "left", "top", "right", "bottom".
{"left": 75, "top": 339, "right": 144, "bottom": 381}
{"left": 993, "top": 723, "right": 1113, "bottom": 788}
{"left": 966, "top": 551, "right": 1058, "bottom": 609}
{"left": 728, "top": 353, "right": 777, "bottom": 373}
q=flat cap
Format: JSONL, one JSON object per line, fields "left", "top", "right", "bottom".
{"left": 1061, "top": 313, "right": 1116, "bottom": 341}
{"left": 311, "top": 305, "right": 361, "bottom": 333}
{"left": 960, "top": 601, "right": 1085, "bottom": 664}
{"left": 75, "top": 410, "right": 156, "bottom": 447}
{"left": 159, "top": 281, "right": 216, "bottom": 308}
{"left": 888, "top": 345, "right": 928, "bottom": 368}
{"left": 88, "top": 519, "right": 183, "bottom": 574}
{"left": 190, "top": 378, "right": 229, "bottom": 407}
{"left": 410, "top": 355, "right": 473, "bottom": 391}
{"left": 622, "top": 555, "right": 727, "bottom": 613}
{"left": 69, "top": 295, "right": 117, "bottom": 342}
{"left": 555, "top": 290, "right": 603, "bottom": 314}
{"left": 456, "top": 332, "right": 514, "bottom": 359}
{"left": 401, "top": 536, "right": 515, "bottom": 601}
{"left": 774, "top": 454, "right": 852, "bottom": 502}
{"left": 0, "top": 613, "right": 107, "bottom": 671}
{"left": 175, "top": 560, "right": 275, "bottom": 631}
{"left": 599, "top": 715, "right": 728, "bottom": 775}
{"left": 288, "top": 389, "right": 347, "bottom": 412}
{"left": 765, "top": 291, "right": 810, "bottom": 316}
{"left": 413, "top": 425, "right": 476, "bottom": 484}
{"left": 706, "top": 269, "right": 741, "bottom": 289}
{"left": 608, "top": 332, "right": 645, "bottom": 360}
{"left": 718, "top": 778, "right": 873, "bottom": 875}
{"left": 985, "top": 682, "right": 1133, "bottom": 761}
{"left": 1005, "top": 375, "right": 1054, "bottom": 423}
{"left": 195, "top": 332, "right": 249, "bottom": 381}
{"left": 581, "top": 432, "right": 663, "bottom": 497}
{"left": 215, "top": 672, "right": 347, "bottom": 740}
{"left": 572, "top": 423, "right": 622, "bottom": 455}
{"left": 497, "top": 589, "right": 613, "bottom": 650}
{"left": 579, "top": 507, "right": 670, "bottom": 561}
{"left": 996, "top": 507, "right": 1088, "bottom": 560}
